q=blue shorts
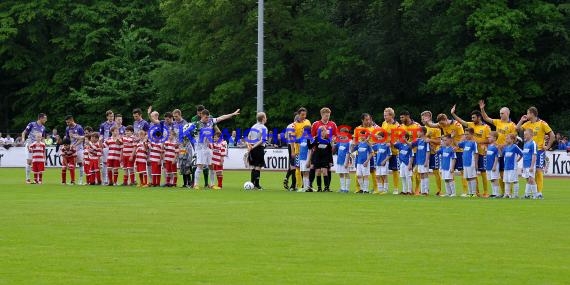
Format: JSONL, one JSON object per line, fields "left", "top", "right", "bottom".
{"left": 536, "top": 150, "right": 545, "bottom": 169}
{"left": 499, "top": 157, "right": 505, "bottom": 171}
{"left": 477, "top": 155, "right": 486, "bottom": 172}
{"left": 455, "top": 152, "right": 464, "bottom": 171}
{"left": 429, "top": 153, "right": 440, "bottom": 170}
{"left": 370, "top": 154, "right": 376, "bottom": 170}
{"left": 294, "top": 154, "right": 300, "bottom": 168}
{"left": 389, "top": 155, "right": 399, "bottom": 171}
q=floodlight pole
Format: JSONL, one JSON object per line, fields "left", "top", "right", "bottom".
{"left": 256, "top": 0, "right": 264, "bottom": 112}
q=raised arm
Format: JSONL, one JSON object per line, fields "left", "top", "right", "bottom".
{"left": 450, "top": 104, "right": 468, "bottom": 127}
{"left": 215, "top": 109, "right": 240, "bottom": 123}
{"left": 516, "top": 115, "right": 527, "bottom": 132}
{"left": 478, "top": 100, "right": 494, "bottom": 124}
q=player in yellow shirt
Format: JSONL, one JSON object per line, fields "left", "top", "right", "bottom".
{"left": 426, "top": 113, "right": 467, "bottom": 194}
{"left": 352, "top": 113, "right": 380, "bottom": 193}
{"left": 293, "top": 107, "right": 311, "bottom": 189}
{"left": 420, "top": 111, "right": 443, "bottom": 196}
{"left": 450, "top": 105, "right": 491, "bottom": 197}
{"left": 399, "top": 110, "right": 422, "bottom": 195}
{"left": 381, "top": 107, "right": 401, "bottom": 194}
{"left": 517, "top": 106, "right": 555, "bottom": 199}
{"left": 479, "top": 100, "right": 517, "bottom": 195}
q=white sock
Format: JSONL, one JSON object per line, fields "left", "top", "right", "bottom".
{"left": 363, "top": 178, "right": 369, "bottom": 192}
{"left": 339, "top": 177, "right": 345, "bottom": 190}
{"left": 406, "top": 177, "right": 412, "bottom": 193}
{"left": 450, "top": 182, "right": 456, "bottom": 195}
{"left": 25, "top": 164, "right": 31, "bottom": 180}
{"left": 491, "top": 183, "right": 499, "bottom": 196}
{"left": 445, "top": 182, "right": 451, "bottom": 195}
{"left": 422, "top": 178, "right": 429, "bottom": 194}
{"left": 532, "top": 185, "right": 538, "bottom": 196}
{"left": 210, "top": 171, "right": 215, "bottom": 186}
{"left": 525, "top": 184, "right": 530, "bottom": 196}
{"left": 79, "top": 165, "right": 84, "bottom": 180}
{"left": 384, "top": 182, "right": 389, "bottom": 192}
{"left": 505, "top": 183, "right": 511, "bottom": 196}
{"left": 194, "top": 168, "right": 201, "bottom": 186}
{"left": 400, "top": 177, "right": 406, "bottom": 193}
{"left": 513, "top": 183, "right": 519, "bottom": 197}
{"left": 102, "top": 164, "right": 108, "bottom": 183}
{"left": 304, "top": 177, "right": 310, "bottom": 189}
{"left": 346, "top": 178, "right": 351, "bottom": 191}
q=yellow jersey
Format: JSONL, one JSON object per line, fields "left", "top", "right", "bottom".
{"left": 353, "top": 125, "right": 378, "bottom": 143}
{"left": 492, "top": 119, "right": 517, "bottom": 146}
{"left": 292, "top": 119, "right": 311, "bottom": 154}
{"left": 466, "top": 122, "right": 491, "bottom": 154}
{"left": 440, "top": 120, "right": 464, "bottom": 151}
{"left": 425, "top": 126, "right": 442, "bottom": 154}
{"left": 521, "top": 120, "right": 552, "bottom": 151}
{"left": 381, "top": 120, "right": 400, "bottom": 154}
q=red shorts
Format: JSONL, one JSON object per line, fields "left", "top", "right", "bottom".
{"left": 165, "top": 161, "right": 177, "bottom": 173}
{"left": 32, "top": 161, "right": 45, "bottom": 172}
{"left": 136, "top": 162, "right": 147, "bottom": 173}
{"left": 212, "top": 164, "right": 223, "bottom": 171}
{"left": 150, "top": 161, "right": 161, "bottom": 175}
{"left": 122, "top": 156, "right": 134, "bottom": 168}
{"left": 107, "top": 159, "right": 120, "bottom": 168}
{"left": 89, "top": 159, "right": 100, "bottom": 172}
{"left": 63, "top": 157, "right": 76, "bottom": 167}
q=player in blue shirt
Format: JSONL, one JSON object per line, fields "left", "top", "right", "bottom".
{"left": 485, "top": 132, "right": 501, "bottom": 197}
{"left": 297, "top": 126, "right": 313, "bottom": 192}
{"left": 352, "top": 134, "right": 374, "bottom": 193}
{"left": 412, "top": 127, "right": 431, "bottom": 195}
{"left": 457, "top": 128, "right": 479, "bottom": 197}
{"left": 437, "top": 135, "right": 457, "bottom": 197}
{"left": 373, "top": 131, "right": 391, "bottom": 194}
{"left": 522, "top": 129, "right": 538, "bottom": 199}
{"left": 502, "top": 134, "right": 523, "bottom": 198}
{"left": 334, "top": 127, "right": 352, "bottom": 193}
{"left": 394, "top": 134, "right": 414, "bottom": 195}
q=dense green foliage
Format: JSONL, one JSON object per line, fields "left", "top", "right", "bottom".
{"left": 1, "top": 0, "right": 568, "bottom": 132}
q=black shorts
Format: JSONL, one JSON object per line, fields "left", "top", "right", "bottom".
{"left": 248, "top": 146, "right": 266, "bottom": 168}
{"left": 389, "top": 155, "right": 399, "bottom": 171}
{"left": 287, "top": 146, "right": 295, "bottom": 167}
{"left": 429, "top": 153, "right": 440, "bottom": 170}
{"left": 477, "top": 155, "right": 486, "bottom": 172}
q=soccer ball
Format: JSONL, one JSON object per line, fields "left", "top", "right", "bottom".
{"left": 243, "top": 181, "right": 255, "bottom": 190}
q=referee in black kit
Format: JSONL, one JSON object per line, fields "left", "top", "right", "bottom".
{"left": 247, "top": 112, "right": 268, "bottom": 190}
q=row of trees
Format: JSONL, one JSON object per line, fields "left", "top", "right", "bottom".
{"left": 1, "top": 0, "right": 568, "bottom": 132}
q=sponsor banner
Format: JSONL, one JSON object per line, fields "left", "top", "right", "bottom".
{"left": 1, "top": 146, "right": 569, "bottom": 176}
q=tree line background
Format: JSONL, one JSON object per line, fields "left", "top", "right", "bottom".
{"left": 1, "top": 0, "right": 569, "bottom": 134}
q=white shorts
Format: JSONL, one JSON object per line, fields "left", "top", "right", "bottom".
{"left": 196, "top": 148, "right": 212, "bottom": 165}
{"left": 522, "top": 167, "right": 536, "bottom": 179}
{"left": 417, "top": 165, "right": 429, "bottom": 174}
{"left": 300, "top": 159, "right": 310, "bottom": 172}
{"left": 375, "top": 164, "right": 388, "bottom": 176}
{"left": 336, "top": 164, "right": 348, "bottom": 174}
{"left": 487, "top": 168, "right": 500, "bottom": 181}
{"left": 399, "top": 162, "right": 412, "bottom": 178}
{"left": 463, "top": 166, "right": 477, "bottom": 179}
{"left": 442, "top": 170, "right": 453, "bottom": 180}
{"left": 356, "top": 164, "right": 370, "bottom": 176}
{"left": 503, "top": 170, "right": 518, "bottom": 183}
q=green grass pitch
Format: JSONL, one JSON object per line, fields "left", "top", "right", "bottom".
{"left": 1, "top": 168, "right": 569, "bottom": 284}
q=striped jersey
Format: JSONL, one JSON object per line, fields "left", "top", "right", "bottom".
{"left": 61, "top": 145, "right": 77, "bottom": 159}
{"left": 88, "top": 142, "right": 102, "bottom": 160}
{"left": 163, "top": 141, "right": 180, "bottom": 162}
{"left": 121, "top": 136, "right": 135, "bottom": 158}
{"left": 148, "top": 142, "right": 163, "bottom": 163}
{"left": 104, "top": 137, "right": 122, "bottom": 161}
{"left": 210, "top": 140, "right": 228, "bottom": 166}
{"left": 28, "top": 141, "right": 46, "bottom": 163}
{"left": 135, "top": 141, "right": 148, "bottom": 163}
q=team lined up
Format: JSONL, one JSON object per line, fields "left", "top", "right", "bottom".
{"left": 284, "top": 102, "right": 554, "bottom": 198}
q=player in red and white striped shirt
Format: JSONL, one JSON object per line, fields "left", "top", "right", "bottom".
{"left": 88, "top": 133, "right": 103, "bottom": 185}
{"left": 134, "top": 130, "right": 149, "bottom": 187}
{"left": 148, "top": 132, "right": 164, "bottom": 187}
{"left": 104, "top": 126, "right": 123, "bottom": 186}
{"left": 28, "top": 133, "right": 46, "bottom": 184}
{"left": 82, "top": 127, "right": 94, "bottom": 185}
{"left": 209, "top": 131, "right": 228, "bottom": 189}
{"left": 121, "top": 125, "right": 136, "bottom": 186}
{"left": 163, "top": 131, "right": 180, "bottom": 187}
{"left": 60, "top": 138, "right": 77, "bottom": 184}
